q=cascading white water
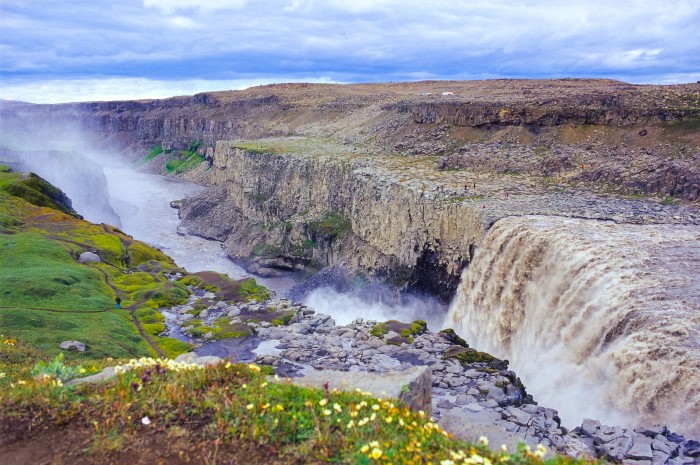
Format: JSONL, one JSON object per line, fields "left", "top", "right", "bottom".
{"left": 445, "top": 215, "right": 700, "bottom": 437}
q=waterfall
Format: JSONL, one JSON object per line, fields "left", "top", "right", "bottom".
{"left": 445, "top": 215, "right": 700, "bottom": 437}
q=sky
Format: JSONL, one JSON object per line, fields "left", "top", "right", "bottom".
{"left": 1, "top": 0, "right": 699, "bottom": 103}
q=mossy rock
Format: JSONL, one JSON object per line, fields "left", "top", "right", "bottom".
{"left": 438, "top": 328, "right": 469, "bottom": 348}
{"left": 443, "top": 346, "right": 498, "bottom": 367}
{"left": 0, "top": 172, "right": 77, "bottom": 216}
{"left": 370, "top": 319, "right": 428, "bottom": 341}
{"left": 271, "top": 311, "right": 296, "bottom": 326}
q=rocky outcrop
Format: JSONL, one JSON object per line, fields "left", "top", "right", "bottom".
{"left": 179, "top": 145, "right": 483, "bottom": 299}
{"left": 163, "top": 291, "right": 700, "bottom": 462}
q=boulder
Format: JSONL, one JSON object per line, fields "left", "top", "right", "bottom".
{"left": 78, "top": 252, "right": 101, "bottom": 263}
{"left": 285, "top": 365, "right": 432, "bottom": 414}
{"left": 59, "top": 340, "right": 86, "bottom": 352}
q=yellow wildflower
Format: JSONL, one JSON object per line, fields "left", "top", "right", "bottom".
{"left": 225, "top": 361, "right": 232, "bottom": 369}
{"left": 479, "top": 436, "right": 489, "bottom": 447}
{"left": 275, "top": 404, "right": 284, "bottom": 412}
{"left": 369, "top": 441, "right": 379, "bottom": 448}
{"left": 246, "top": 404, "right": 254, "bottom": 410}
{"left": 347, "top": 420, "right": 355, "bottom": 429}
{"left": 323, "top": 409, "right": 332, "bottom": 416}
{"left": 361, "top": 445, "right": 370, "bottom": 453}
{"left": 319, "top": 398, "right": 328, "bottom": 406}
{"left": 370, "top": 448, "right": 382, "bottom": 460}
{"left": 370, "top": 412, "right": 376, "bottom": 421}
{"left": 248, "top": 363, "right": 261, "bottom": 372}
{"left": 385, "top": 417, "right": 393, "bottom": 423}
{"left": 372, "top": 404, "right": 380, "bottom": 411}
{"left": 333, "top": 403, "right": 342, "bottom": 413}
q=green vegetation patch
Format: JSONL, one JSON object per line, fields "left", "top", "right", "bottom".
{"left": 144, "top": 144, "right": 164, "bottom": 161}
{"left": 0, "top": 233, "right": 114, "bottom": 310}
{"left": 370, "top": 320, "right": 428, "bottom": 345}
{"left": 165, "top": 141, "right": 207, "bottom": 174}
{"left": 308, "top": 211, "right": 351, "bottom": 238}
{"left": 438, "top": 328, "right": 469, "bottom": 348}
{"left": 0, "top": 172, "right": 76, "bottom": 215}
{"left": 239, "top": 278, "right": 270, "bottom": 302}
{"left": 443, "top": 345, "right": 500, "bottom": 368}
{"left": 0, "top": 163, "right": 10, "bottom": 172}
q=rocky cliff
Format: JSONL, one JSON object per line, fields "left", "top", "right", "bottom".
{"left": 2, "top": 79, "right": 700, "bottom": 298}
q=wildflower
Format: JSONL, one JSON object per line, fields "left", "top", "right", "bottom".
{"left": 441, "top": 461, "right": 455, "bottom": 465}
{"left": 370, "top": 448, "right": 383, "bottom": 459}
{"left": 275, "top": 404, "right": 284, "bottom": 412}
{"left": 358, "top": 417, "right": 369, "bottom": 426}
{"left": 347, "top": 420, "right": 355, "bottom": 429}
{"left": 319, "top": 398, "right": 328, "bottom": 406}
{"left": 241, "top": 383, "right": 247, "bottom": 389}
{"left": 248, "top": 363, "right": 261, "bottom": 373}
{"left": 370, "top": 412, "right": 376, "bottom": 421}
{"left": 225, "top": 361, "right": 232, "bottom": 369}
{"left": 372, "top": 404, "right": 380, "bottom": 411}
{"left": 500, "top": 445, "right": 508, "bottom": 453}
{"left": 246, "top": 404, "right": 254, "bottom": 410}
{"left": 0, "top": 372, "right": 5, "bottom": 379}
{"left": 361, "top": 445, "right": 370, "bottom": 453}
{"left": 350, "top": 411, "right": 358, "bottom": 418}
{"left": 369, "top": 441, "right": 379, "bottom": 448}
{"left": 333, "top": 403, "right": 342, "bottom": 413}
{"left": 79, "top": 368, "right": 86, "bottom": 374}
{"left": 261, "top": 382, "right": 268, "bottom": 388}
{"left": 141, "top": 416, "right": 151, "bottom": 425}
{"left": 533, "top": 444, "right": 547, "bottom": 458}
{"left": 385, "top": 417, "right": 393, "bottom": 423}
{"left": 479, "top": 436, "right": 489, "bottom": 447}
{"left": 262, "top": 403, "right": 270, "bottom": 409}
{"left": 323, "top": 409, "right": 332, "bottom": 416}
{"left": 399, "top": 418, "right": 405, "bottom": 426}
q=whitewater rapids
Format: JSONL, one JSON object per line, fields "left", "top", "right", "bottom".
{"left": 445, "top": 215, "right": 700, "bottom": 437}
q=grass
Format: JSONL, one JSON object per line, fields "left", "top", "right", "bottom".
{"left": 230, "top": 141, "right": 285, "bottom": 154}
{"left": 0, "top": 169, "right": 192, "bottom": 364}
{"left": 143, "top": 144, "right": 163, "bottom": 161}
{"left": 165, "top": 141, "right": 207, "bottom": 174}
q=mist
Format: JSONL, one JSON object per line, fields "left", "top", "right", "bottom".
{"left": 303, "top": 286, "right": 446, "bottom": 331}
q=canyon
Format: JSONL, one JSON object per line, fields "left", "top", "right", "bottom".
{"left": 1, "top": 79, "right": 700, "bottom": 444}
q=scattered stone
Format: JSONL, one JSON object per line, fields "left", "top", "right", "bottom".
{"left": 77, "top": 252, "right": 101, "bottom": 263}
{"left": 59, "top": 340, "right": 86, "bottom": 352}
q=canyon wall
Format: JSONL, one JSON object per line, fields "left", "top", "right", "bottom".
{"left": 179, "top": 145, "right": 484, "bottom": 299}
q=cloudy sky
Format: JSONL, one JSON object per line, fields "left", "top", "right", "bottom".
{"left": 1, "top": 0, "right": 699, "bottom": 103}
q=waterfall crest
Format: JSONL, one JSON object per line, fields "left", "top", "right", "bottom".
{"left": 445, "top": 215, "right": 700, "bottom": 436}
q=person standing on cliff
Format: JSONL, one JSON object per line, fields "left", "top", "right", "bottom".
{"left": 115, "top": 295, "right": 121, "bottom": 309}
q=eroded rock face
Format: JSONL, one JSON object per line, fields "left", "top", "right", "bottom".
{"left": 179, "top": 146, "right": 483, "bottom": 299}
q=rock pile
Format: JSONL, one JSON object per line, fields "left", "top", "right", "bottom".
{"left": 163, "top": 294, "right": 700, "bottom": 463}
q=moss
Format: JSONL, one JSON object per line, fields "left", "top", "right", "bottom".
{"left": 142, "top": 322, "right": 166, "bottom": 336}
{"left": 0, "top": 164, "right": 10, "bottom": 172}
{"left": 438, "top": 328, "right": 469, "bottom": 347}
{"left": 239, "top": 278, "right": 270, "bottom": 302}
{"left": 308, "top": 211, "right": 351, "bottom": 238}
{"left": 443, "top": 346, "right": 496, "bottom": 367}
{"left": 369, "top": 323, "right": 389, "bottom": 338}
{"left": 155, "top": 337, "right": 193, "bottom": 358}
{"left": 1, "top": 173, "right": 76, "bottom": 216}
{"left": 271, "top": 311, "right": 295, "bottom": 327}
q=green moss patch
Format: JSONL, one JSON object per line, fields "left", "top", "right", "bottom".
{"left": 308, "top": 211, "right": 351, "bottom": 238}
{"left": 443, "top": 346, "right": 499, "bottom": 367}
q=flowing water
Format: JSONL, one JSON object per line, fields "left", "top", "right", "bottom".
{"left": 445, "top": 215, "right": 700, "bottom": 437}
